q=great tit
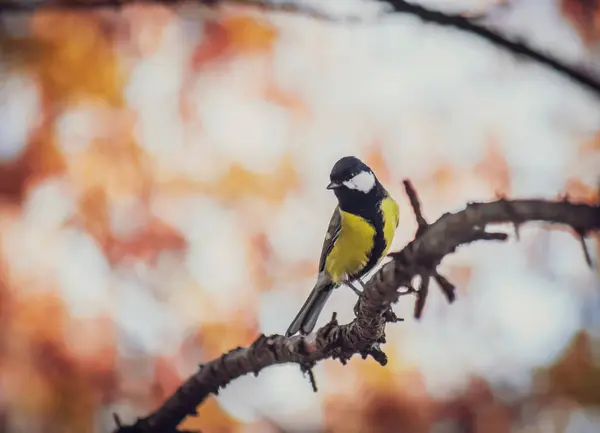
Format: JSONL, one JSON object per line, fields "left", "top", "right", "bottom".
{"left": 285, "top": 156, "right": 400, "bottom": 337}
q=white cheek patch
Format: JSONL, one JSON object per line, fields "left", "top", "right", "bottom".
{"left": 343, "top": 171, "right": 376, "bottom": 193}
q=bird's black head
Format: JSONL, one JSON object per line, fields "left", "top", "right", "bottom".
{"left": 327, "top": 156, "right": 375, "bottom": 192}
{"left": 326, "top": 156, "right": 383, "bottom": 213}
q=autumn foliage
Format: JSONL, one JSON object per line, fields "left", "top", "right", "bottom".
{"left": 0, "top": 2, "right": 599, "bottom": 433}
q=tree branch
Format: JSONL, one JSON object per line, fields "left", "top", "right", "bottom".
{"left": 380, "top": 0, "right": 600, "bottom": 98}
{"left": 113, "top": 180, "right": 600, "bottom": 433}
{"left": 2, "top": 0, "right": 600, "bottom": 97}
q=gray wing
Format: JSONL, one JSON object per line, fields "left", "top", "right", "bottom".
{"left": 317, "top": 206, "right": 341, "bottom": 272}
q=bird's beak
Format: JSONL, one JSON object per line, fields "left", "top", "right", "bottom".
{"left": 326, "top": 181, "right": 341, "bottom": 190}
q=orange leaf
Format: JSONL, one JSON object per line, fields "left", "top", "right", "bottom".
{"left": 222, "top": 14, "right": 278, "bottom": 54}
{"left": 192, "top": 20, "right": 231, "bottom": 70}
{"left": 563, "top": 177, "right": 599, "bottom": 205}
{"left": 0, "top": 122, "right": 65, "bottom": 203}
{"left": 191, "top": 14, "right": 277, "bottom": 71}
{"left": 67, "top": 138, "right": 152, "bottom": 202}
{"left": 561, "top": 0, "right": 600, "bottom": 45}
{"left": 11, "top": 292, "right": 68, "bottom": 347}
{"left": 76, "top": 186, "right": 110, "bottom": 245}
{"left": 263, "top": 79, "right": 310, "bottom": 121}
{"left": 152, "top": 356, "right": 184, "bottom": 400}
{"left": 30, "top": 12, "right": 124, "bottom": 105}
{"left": 105, "top": 216, "right": 187, "bottom": 266}
{"left": 198, "top": 320, "right": 257, "bottom": 360}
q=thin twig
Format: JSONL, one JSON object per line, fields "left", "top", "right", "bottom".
{"left": 382, "top": 0, "right": 600, "bottom": 97}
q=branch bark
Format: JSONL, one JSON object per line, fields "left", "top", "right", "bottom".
{"left": 381, "top": 0, "right": 600, "bottom": 98}
{"left": 113, "top": 181, "right": 600, "bottom": 433}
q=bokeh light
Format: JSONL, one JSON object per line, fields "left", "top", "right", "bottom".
{"left": 0, "top": 1, "right": 599, "bottom": 432}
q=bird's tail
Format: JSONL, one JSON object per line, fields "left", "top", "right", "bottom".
{"left": 285, "top": 280, "right": 335, "bottom": 337}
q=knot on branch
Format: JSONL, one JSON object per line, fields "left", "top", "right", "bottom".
{"left": 315, "top": 313, "right": 357, "bottom": 365}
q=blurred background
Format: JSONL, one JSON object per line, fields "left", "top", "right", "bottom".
{"left": 0, "top": 0, "right": 599, "bottom": 432}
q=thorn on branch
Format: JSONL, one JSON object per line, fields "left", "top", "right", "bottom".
{"left": 360, "top": 343, "right": 388, "bottom": 366}
{"left": 320, "top": 312, "right": 340, "bottom": 340}
{"left": 433, "top": 271, "right": 456, "bottom": 303}
{"left": 414, "top": 275, "right": 430, "bottom": 319}
{"left": 334, "top": 351, "right": 353, "bottom": 365}
{"left": 323, "top": 318, "right": 358, "bottom": 366}
{"left": 513, "top": 223, "right": 521, "bottom": 241}
{"left": 383, "top": 309, "right": 404, "bottom": 324}
{"left": 559, "top": 191, "right": 571, "bottom": 203}
{"left": 317, "top": 313, "right": 344, "bottom": 354}
{"left": 300, "top": 362, "right": 318, "bottom": 392}
{"left": 307, "top": 369, "right": 318, "bottom": 392}
{"left": 575, "top": 228, "right": 593, "bottom": 268}
{"left": 497, "top": 194, "right": 522, "bottom": 240}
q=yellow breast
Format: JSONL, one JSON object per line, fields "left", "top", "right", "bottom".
{"left": 324, "top": 210, "right": 375, "bottom": 284}
{"left": 380, "top": 196, "right": 400, "bottom": 257}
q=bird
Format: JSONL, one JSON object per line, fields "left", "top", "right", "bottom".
{"left": 285, "top": 156, "right": 400, "bottom": 337}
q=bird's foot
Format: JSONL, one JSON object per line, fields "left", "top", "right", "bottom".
{"left": 346, "top": 281, "right": 363, "bottom": 296}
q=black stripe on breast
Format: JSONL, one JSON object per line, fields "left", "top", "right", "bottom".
{"left": 336, "top": 185, "right": 387, "bottom": 280}
{"left": 355, "top": 205, "right": 385, "bottom": 279}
